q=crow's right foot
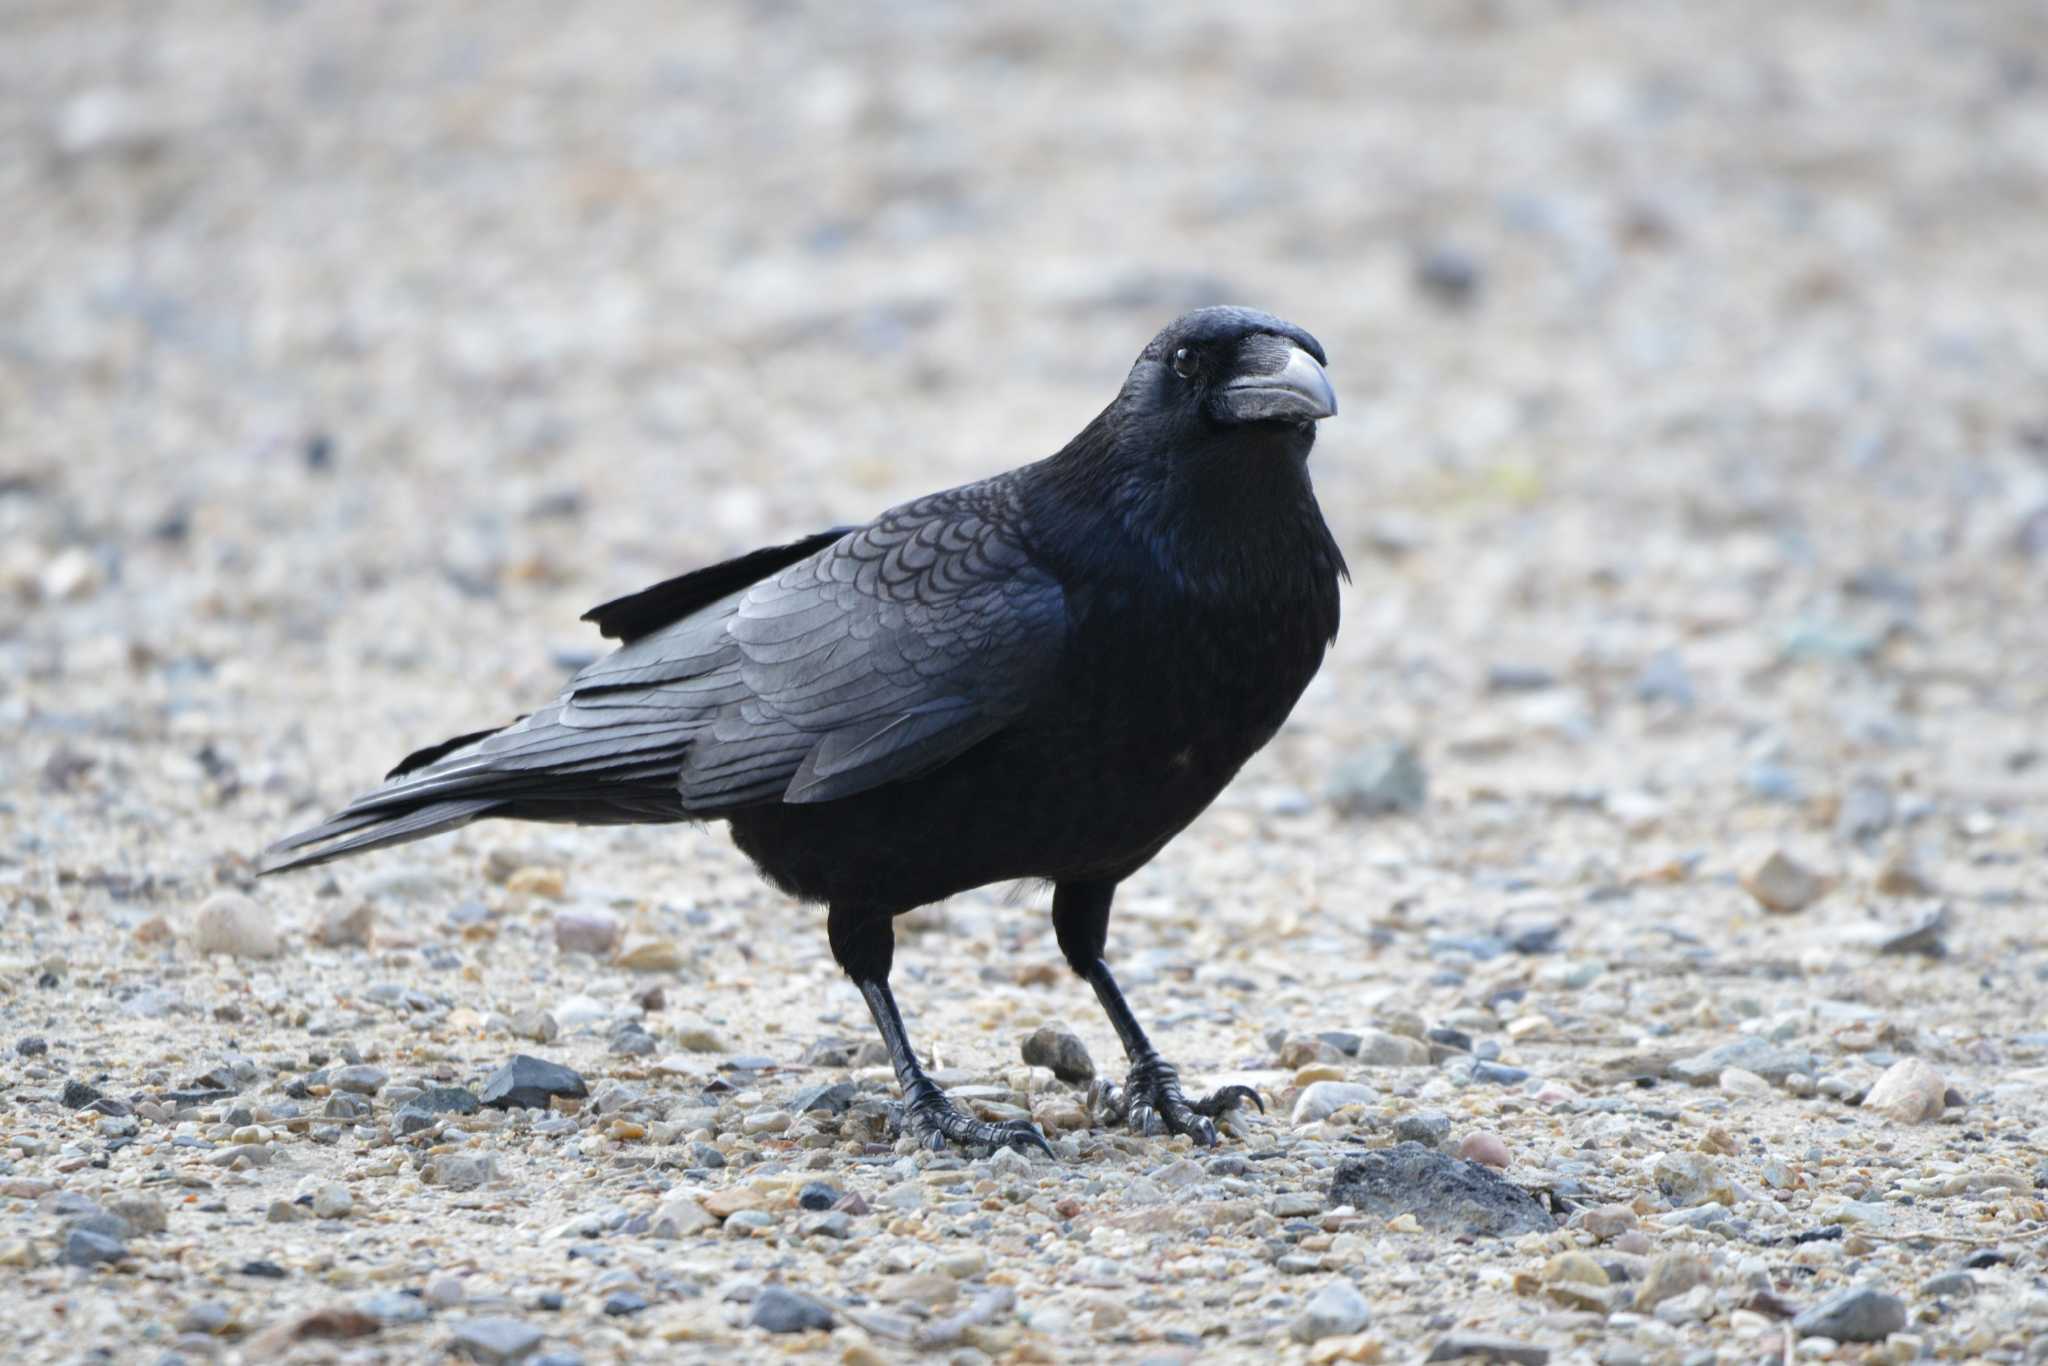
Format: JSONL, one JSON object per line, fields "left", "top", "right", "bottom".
{"left": 898, "top": 1080, "right": 1056, "bottom": 1158}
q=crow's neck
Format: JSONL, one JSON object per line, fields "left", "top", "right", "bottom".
{"left": 1037, "top": 414, "right": 1345, "bottom": 623}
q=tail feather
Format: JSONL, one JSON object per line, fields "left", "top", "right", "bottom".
{"left": 260, "top": 711, "right": 694, "bottom": 875}
{"left": 259, "top": 798, "right": 503, "bottom": 873}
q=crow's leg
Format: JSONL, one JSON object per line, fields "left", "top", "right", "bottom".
{"left": 830, "top": 903, "right": 1054, "bottom": 1158}
{"left": 1052, "top": 880, "right": 1263, "bottom": 1147}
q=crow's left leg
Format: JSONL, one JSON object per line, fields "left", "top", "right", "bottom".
{"left": 1051, "top": 880, "right": 1262, "bottom": 1146}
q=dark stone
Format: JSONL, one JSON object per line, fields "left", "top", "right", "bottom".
{"left": 1426, "top": 1027, "right": 1472, "bottom": 1053}
{"left": 240, "top": 1260, "right": 288, "bottom": 1279}
{"left": 797, "top": 1182, "right": 840, "bottom": 1212}
{"left": 1316, "top": 1031, "right": 1362, "bottom": 1056}
{"left": 16, "top": 1036, "right": 47, "bottom": 1057}
{"left": 1471, "top": 1062, "right": 1530, "bottom": 1086}
{"left": 60, "top": 1079, "right": 103, "bottom": 1109}
{"left": 750, "top": 1286, "right": 834, "bottom": 1334}
{"left": 1328, "top": 1143, "right": 1555, "bottom": 1237}
{"left": 534, "top": 1292, "right": 564, "bottom": 1312}
{"left": 601, "top": 1291, "right": 648, "bottom": 1317}
{"left": 61, "top": 1229, "right": 128, "bottom": 1266}
{"left": 1961, "top": 1249, "right": 2008, "bottom": 1269}
{"left": 792, "top": 1082, "right": 857, "bottom": 1116}
{"left": 480, "top": 1056, "right": 588, "bottom": 1111}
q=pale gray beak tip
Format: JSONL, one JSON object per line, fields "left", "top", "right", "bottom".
{"left": 1220, "top": 345, "right": 1337, "bottom": 424}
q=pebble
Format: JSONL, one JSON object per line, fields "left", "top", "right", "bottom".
{"left": 1741, "top": 850, "right": 1829, "bottom": 914}
{"left": 1392, "top": 1111, "right": 1452, "bottom": 1147}
{"left": 61, "top": 1228, "right": 127, "bottom": 1266}
{"left": 1326, "top": 740, "right": 1427, "bottom": 816}
{"left": 750, "top": 1286, "right": 834, "bottom": 1334}
{"left": 1719, "top": 1066, "right": 1771, "bottom": 1097}
{"left": 191, "top": 894, "right": 282, "bottom": 959}
{"left": 550, "top": 910, "right": 620, "bottom": 956}
{"left": 1293, "top": 1081, "right": 1377, "bottom": 1123}
{"left": 480, "top": 1056, "right": 588, "bottom": 1110}
{"left": 1292, "top": 1280, "right": 1372, "bottom": 1342}
{"left": 449, "top": 1316, "right": 545, "bottom": 1363}
{"left": 613, "top": 936, "right": 686, "bottom": 971}
{"left": 509, "top": 1009, "right": 559, "bottom": 1044}
{"left": 1861, "top": 1057, "right": 1947, "bottom": 1123}
{"left": 310, "top": 1182, "right": 353, "bottom": 1218}
{"left": 1020, "top": 1023, "right": 1095, "bottom": 1083}
{"left": 1650, "top": 1151, "right": 1734, "bottom": 1207}
{"left": 1635, "top": 1253, "right": 1711, "bottom": 1310}
{"left": 1791, "top": 1286, "right": 1906, "bottom": 1343}
{"left": 1354, "top": 1029, "right": 1433, "bottom": 1067}
{"left": 1457, "top": 1132, "right": 1510, "bottom": 1168}
{"left": 329, "top": 1064, "right": 389, "bottom": 1095}
{"left": 312, "top": 901, "right": 376, "bottom": 948}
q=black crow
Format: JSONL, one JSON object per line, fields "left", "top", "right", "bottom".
{"left": 264, "top": 306, "right": 1344, "bottom": 1153}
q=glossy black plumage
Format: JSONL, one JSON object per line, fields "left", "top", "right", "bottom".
{"left": 264, "top": 306, "right": 1344, "bottom": 1152}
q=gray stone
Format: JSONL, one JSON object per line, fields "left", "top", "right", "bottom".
{"left": 1666, "top": 1038, "right": 1813, "bottom": 1086}
{"left": 750, "top": 1286, "right": 834, "bottom": 1334}
{"left": 61, "top": 1228, "right": 128, "bottom": 1266}
{"left": 1920, "top": 1271, "right": 1975, "bottom": 1299}
{"left": 329, "top": 1064, "right": 389, "bottom": 1095}
{"left": 1327, "top": 741, "right": 1427, "bottom": 817}
{"left": 1792, "top": 1286, "right": 1906, "bottom": 1343}
{"left": 396, "top": 1086, "right": 482, "bottom": 1135}
{"left": 1328, "top": 1143, "right": 1554, "bottom": 1237}
{"left": 1392, "top": 1112, "right": 1452, "bottom": 1147}
{"left": 449, "top": 1316, "right": 545, "bottom": 1363}
{"left": 1021, "top": 1024, "right": 1095, "bottom": 1084}
{"left": 1292, "top": 1280, "right": 1371, "bottom": 1341}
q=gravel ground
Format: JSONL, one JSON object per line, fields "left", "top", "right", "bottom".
{"left": 6, "top": 2, "right": 2048, "bottom": 1363}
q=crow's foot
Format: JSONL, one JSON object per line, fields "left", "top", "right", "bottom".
{"left": 1089, "top": 1057, "right": 1263, "bottom": 1147}
{"left": 897, "top": 1080, "right": 1055, "bottom": 1158}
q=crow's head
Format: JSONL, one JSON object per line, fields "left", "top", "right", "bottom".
{"left": 1120, "top": 307, "right": 1336, "bottom": 444}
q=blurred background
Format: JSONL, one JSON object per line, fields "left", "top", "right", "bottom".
{"left": 4, "top": 0, "right": 2046, "bottom": 889}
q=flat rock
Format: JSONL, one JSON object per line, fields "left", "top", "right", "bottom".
{"left": 1425, "top": 1333, "right": 1550, "bottom": 1364}
{"left": 1328, "top": 1143, "right": 1554, "bottom": 1236}
{"left": 480, "top": 1056, "right": 588, "bottom": 1110}
{"left": 1666, "top": 1038, "right": 1814, "bottom": 1086}
{"left": 1792, "top": 1285, "right": 1906, "bottom": 1343}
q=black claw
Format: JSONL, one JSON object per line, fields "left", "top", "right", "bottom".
{"left": 899, "top": 1090, "right": 1056, "bottom": 1158}
{"left": 1109, "top": 1061, "right": 1262, "bottom": 1145}
{"left": 1190, "top": 1083, "right": 1265, "bottom": 1118}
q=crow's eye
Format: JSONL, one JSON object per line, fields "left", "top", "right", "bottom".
{"left": 1171, "top": 347, "right": 1199, "bottom": 380}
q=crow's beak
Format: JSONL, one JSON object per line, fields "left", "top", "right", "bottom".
{"left": 1218, "top": 342, "right": 1337, "bottom": 424}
